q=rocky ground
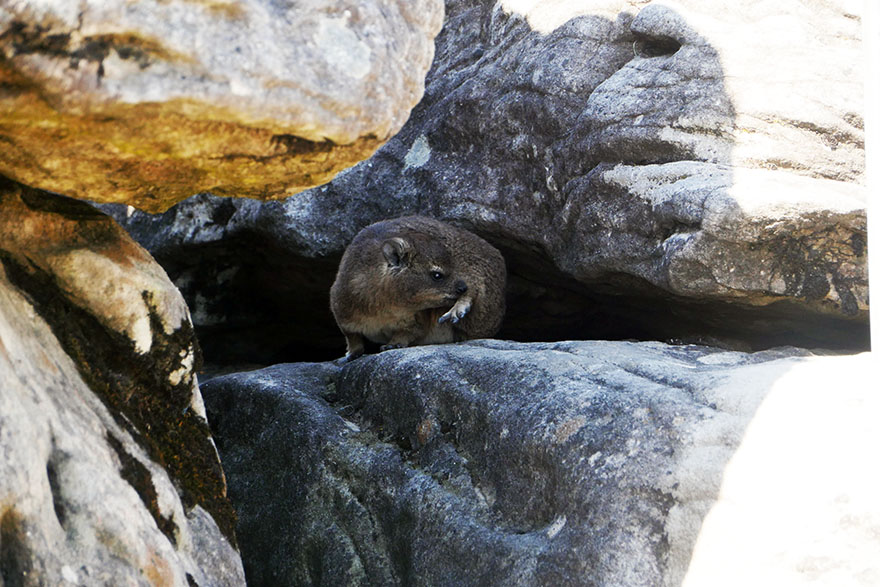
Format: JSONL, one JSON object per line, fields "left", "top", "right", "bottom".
{"left": 202, "top": 341, "right": 877, "bottom": 586}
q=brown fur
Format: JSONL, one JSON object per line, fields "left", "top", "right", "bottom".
{"left": 330, "top": 215, "right": 506, "bottom": 360}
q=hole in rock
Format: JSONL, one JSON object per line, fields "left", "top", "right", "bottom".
{"left": 632, "top": 33, "right": 682, "bottom": 58}
{"left": 46, "top": 451, "right": 69, "bottom": 530}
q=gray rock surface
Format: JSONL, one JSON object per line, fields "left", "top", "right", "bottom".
{"left": 202, "top": 340, "right": 879, "bottom": 586}
{"left": 0, "top": 0, "right": 444, "bottom": 211}
{"left": 103, "top": 0, "right": 868, "bottom": 365}
{"left": 0, "top": 178, "right": 243, "bottom": 585}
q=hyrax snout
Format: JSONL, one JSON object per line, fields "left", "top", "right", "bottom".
{"left": 330, "top": 215, "right": 506, "bottom": 361}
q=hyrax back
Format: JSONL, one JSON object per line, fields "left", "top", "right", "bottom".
{"left": 330, "top": 215, "right": 506, "bottom": 360}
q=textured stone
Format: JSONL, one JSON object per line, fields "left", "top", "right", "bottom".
{"left": 0, "top": 0, "right": 444, "bottom": 211}
{"left": 0, "top": 178, "right": 243, "bottom": 585}
{"left": 103, "top": 0, "right": 868, "bottom": 364}
{"left": 202, "top": 340, "right": 879, "bottom": 586}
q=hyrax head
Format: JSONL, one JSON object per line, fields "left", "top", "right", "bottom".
{"left": 381, "top": 234, "right": 468, "bottom": 310}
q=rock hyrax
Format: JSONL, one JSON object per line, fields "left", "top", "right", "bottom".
{"left": 330, "top": 215, "right": 506, "bottom": 361}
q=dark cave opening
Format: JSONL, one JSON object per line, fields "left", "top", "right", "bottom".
{"left": 154, "top": 233, "right": 868, "bottom": 374}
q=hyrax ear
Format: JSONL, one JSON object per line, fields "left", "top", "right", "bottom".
{"left": 382, "top": 237, "right": 411, "bottom": 268}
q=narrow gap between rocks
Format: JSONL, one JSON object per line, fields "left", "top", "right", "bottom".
{"left": 169, "top": 232, "right": 869, "bottom": 376}
{"left": 45, "top": 449, "right": 69, "bottom": 531}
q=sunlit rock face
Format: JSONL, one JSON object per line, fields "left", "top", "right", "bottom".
{"left": 0, "top": 0, "right": 444, "bottom": 211}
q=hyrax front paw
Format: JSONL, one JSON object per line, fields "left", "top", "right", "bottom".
{"left": 439, "top": 298, "right": 471, "bottom": 324}
{"left": 380, "top": 342, "right": 406, "bottom": 352}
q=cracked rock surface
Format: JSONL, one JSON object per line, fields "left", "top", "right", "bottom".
{"left": 202, "top": 340, "right": 879, "bottom": 586}
{"left": 0, "top": 0, "right": 444, "bottom": 211}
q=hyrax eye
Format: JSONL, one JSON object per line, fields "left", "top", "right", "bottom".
{"left": 430, "top": 270, "right": 444, "bottom": 281}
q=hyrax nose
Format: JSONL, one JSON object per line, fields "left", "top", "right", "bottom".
{"left": 454, "top": 280, "right": 468, "bottom": 295}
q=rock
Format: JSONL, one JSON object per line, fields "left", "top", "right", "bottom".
{"left": 102, "top": 0, "right": 868, "bottom": 365}
{"left": 201, "top": 340, "right": 879, "bottom": 586}
{"left": 0, "top": 177, "right": 244, "bottom": 585}
{"left": 0, "top": 0, "right": 444, "bottom": 212}
{"left": 306, "top": 0, "right": 867, "bottom": 319}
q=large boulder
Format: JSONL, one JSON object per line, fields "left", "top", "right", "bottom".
{"left": 0, "top": 0, "right": 444, "bottom": 211}
{"left": 0, "top": 178, "right": 243, "bottom": 585}
{"left": 103, "top": 0, "right": 868, "bottom": 366}
{"left": 201, "top": 340, "right": 879, "bottom": 586}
